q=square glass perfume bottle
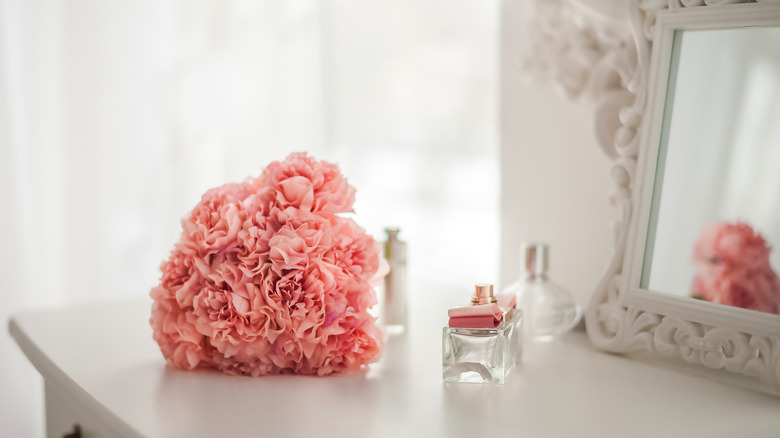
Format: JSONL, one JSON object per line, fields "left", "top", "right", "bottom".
{"left": 442, "top": 284, "right": 523, "bottom": 384}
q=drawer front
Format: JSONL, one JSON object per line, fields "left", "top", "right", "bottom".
{"left": 45, "top": 381, "right": 117, "bottom": 438}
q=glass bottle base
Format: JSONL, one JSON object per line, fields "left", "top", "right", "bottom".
{"left": 441, "top": 311, "right": 522, "bottom": 384}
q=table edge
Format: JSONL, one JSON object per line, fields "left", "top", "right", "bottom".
{"left": 8, "top": 314, "right": 146, "bottom": 438}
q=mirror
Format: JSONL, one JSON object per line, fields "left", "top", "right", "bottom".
{"left": 586, "top": 2, "right": 780, "bottom": 393}
{"left": 642, "top": 27, "right": 780, "bottom": 313}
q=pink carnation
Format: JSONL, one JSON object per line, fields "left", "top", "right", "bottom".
{"left": 691, "top": 221, "right": 780, "bottom": 314}
{"left": 259, "top": 152, "right": 356, "bottom": 214}
{"left": 150, "top": 153, "right": 385, "bottom": 376}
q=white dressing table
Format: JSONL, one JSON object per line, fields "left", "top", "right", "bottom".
{"left": 9, "top": 284, "right": 780, "bottom": 438}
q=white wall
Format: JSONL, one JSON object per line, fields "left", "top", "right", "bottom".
{"left": 499, "top": 0, "right": 617, "bottom": 306}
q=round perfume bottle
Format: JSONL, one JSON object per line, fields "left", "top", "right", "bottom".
{"left": 502, "top": 243, "right": 580, "bottom": 342}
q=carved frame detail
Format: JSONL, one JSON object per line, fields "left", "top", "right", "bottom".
{"left": 519, "top": 0, "right": 636, "bottom": 159}
{"left": 581, "top": 0, "right": 780, "bottom": 392}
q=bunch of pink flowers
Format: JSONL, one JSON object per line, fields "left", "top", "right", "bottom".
{"left": 150, "top": 153, "right": 385, "bottom": 376}
{"left": 692, "top": 221, "right": 780, "bottom": 314}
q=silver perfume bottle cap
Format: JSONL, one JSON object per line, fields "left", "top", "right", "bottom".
{"left": 522, "top": 243, "right": 548, "bottom": 276}
{"left": 471, "top": 283, "right": 497, "bottom": 305}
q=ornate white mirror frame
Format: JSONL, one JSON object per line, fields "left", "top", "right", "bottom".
{"left": 584, "top": 0, "right": 780, "bottom": 392}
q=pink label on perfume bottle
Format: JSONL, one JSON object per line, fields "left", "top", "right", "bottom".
{"left": 448, "top": 315, "right": 501, "bottom": 328}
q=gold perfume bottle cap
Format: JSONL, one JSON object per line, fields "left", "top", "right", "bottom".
{"left": 471, "top": 283, "right": 497, "bottom": 305}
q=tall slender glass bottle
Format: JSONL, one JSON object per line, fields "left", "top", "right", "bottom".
{"left": 381, "top": 227, "right": 407, "bottom": 334}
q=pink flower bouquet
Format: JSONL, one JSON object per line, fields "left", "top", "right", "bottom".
{"left": 692, "top": 221, "right": 780, "bottom": 314}
{"left": 150, "top": 153, "right": 386, "bottom": 376}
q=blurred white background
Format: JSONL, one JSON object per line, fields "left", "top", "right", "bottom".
{"left": 1, "top": 0, "right": 499, "bottom": 435}
{"left": 500, "top": 0, "right": 614, "bottom": 308}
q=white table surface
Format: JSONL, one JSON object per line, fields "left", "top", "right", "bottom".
{"left": 9, "top": 285, "right": 780, "bottom": 438}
